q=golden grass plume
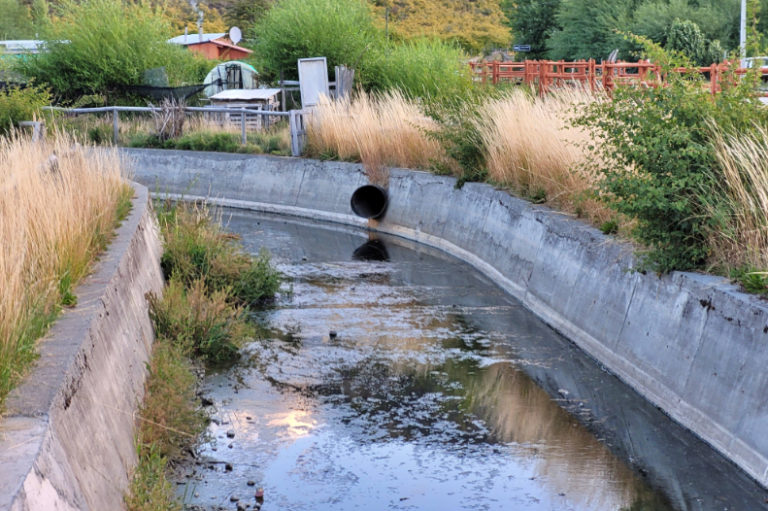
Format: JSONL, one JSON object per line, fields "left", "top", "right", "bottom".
{"left": 476, "top": 88, "right": 613, "bottom": 224}
{"left": 306, "top": 91, "right": 446, "bottom": 184}
{"left": 0, "top": 134, "right": 131, "bottom": 405}
{"left": 709, "top": 126, "right": 768, "bottom": 270}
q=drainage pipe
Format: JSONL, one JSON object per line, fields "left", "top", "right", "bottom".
{"left": 350, "top": 185, "right": 388, "bottom": 219}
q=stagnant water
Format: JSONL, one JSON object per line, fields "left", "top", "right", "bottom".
{"left": 174, "top": 210, "right": 768, "bottom": 511}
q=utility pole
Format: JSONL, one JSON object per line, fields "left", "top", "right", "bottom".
{"left": 741, "top": 0, "right": 747, "bottom": 65}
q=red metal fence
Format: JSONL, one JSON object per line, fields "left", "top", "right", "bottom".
{"left": 469, "top": 59, "right": 763, "bottom": 96}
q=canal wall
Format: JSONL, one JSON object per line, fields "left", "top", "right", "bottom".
{"left": 126, "top": 148, "right": 768, "bottom": 489}
{"left": 0, "top": 183, "right": 164, "bottom": 510}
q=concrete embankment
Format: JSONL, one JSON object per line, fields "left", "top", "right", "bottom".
{"left": 126, "top": 148, "right": 768, "bottom": 489}
{"left": 0, "top": 183, "right": 164, "bottom": 510}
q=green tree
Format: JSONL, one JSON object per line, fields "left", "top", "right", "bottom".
{"left": 632, "top": 0, "right": 739, "bottom": 51}
{"left": 504, "top": 0, "right": 560, "bottom": 59}
{"left": 667, "top": 19, "right": 723, "bottom": 65}
{"left": 547, "top": 0, "right": 632, "bottom": 60}
{"left": 20, "top": 0, "right": 210, "bottom": 102}
{"left": 224, "top": 0, "right": 272, "bottom": 36}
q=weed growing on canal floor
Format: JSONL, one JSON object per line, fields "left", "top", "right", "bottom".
{"left": 127, "top": 201, "right": 281, "bottom": 509}
{"left": 157, "top": 200, "right": 281, "bottom": 307}
{"left": 148, "top": 278, "right": 254, "bottom": 364}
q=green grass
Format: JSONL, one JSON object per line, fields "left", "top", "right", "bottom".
{"left": 128, "top": 126, "right": 291, "bottom": 156}
{"left": 157, "top": 200, "right": 282, "bottom": 307}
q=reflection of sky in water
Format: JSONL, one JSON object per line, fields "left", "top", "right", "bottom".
{"left": 187, "top": 256, "right": 665, "bottom": 511}
{"left": 178, "top": 211, "right": 767, "bottom": 511}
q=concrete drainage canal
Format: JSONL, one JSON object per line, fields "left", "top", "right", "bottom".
{"left": 174, "top": 209, "right": 768, "bottom": 511}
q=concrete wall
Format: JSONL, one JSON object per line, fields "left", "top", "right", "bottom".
{"left": 126, "top": 148, "right": 768, "bottom": 489}
{"left": 0, "top": 183, "right": 164, "bottom": 510}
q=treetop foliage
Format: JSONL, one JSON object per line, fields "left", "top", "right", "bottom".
{"left": 370, "top": 0, "right": 511, "bottom": 52}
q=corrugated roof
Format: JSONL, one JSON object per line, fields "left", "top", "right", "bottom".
{"left": 168, "top": 33, "right": 226, "bottom": 45}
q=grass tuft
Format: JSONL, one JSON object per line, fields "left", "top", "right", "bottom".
{"left": 157, "top": 200, "right": 281, "bottom": 306}
{"left": 306, "top": 90, "right": 447, "bottom": 180}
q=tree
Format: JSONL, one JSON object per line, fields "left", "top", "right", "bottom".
{"left": 548, "top": 0, "right": 632, "bottom": 60}
{"left": 666, "top": 19, "right": 722, "bottom": 65}
{"left": 369, "top": 0, "right": 511, "bottom": 53}
{"left": 20, "top": 0, "right": 210, "bottom": 102}
{"left": 504, "top": 0, "right": 560, "bottom": 59}
{"left": 157, "top": 0, "right": 228, "bottom": 35}
{"left": 224, "top": 0, "right": 272, "bottom": 35}
{"left": 632, "top": 0, "right": 739, "bottom": 51}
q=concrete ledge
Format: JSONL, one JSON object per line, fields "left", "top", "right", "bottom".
{"left": 126, "top": 148, "right": 768, "bottom": 488}
{"left": 0, "top": 182, "right": 164, "bottom": 510}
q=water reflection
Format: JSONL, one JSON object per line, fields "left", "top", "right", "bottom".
{"left": 352, "top": 238, "right": 390, "bottom": 261}
{"left": 176, "top": 210, "right": 768, "bottom": 511}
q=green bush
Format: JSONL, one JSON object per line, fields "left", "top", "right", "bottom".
{"left": 368, "top": 38, "right": 473, "bottom": 99}
{"left": 20, "top": 0, "right": 209, "bottom": 102}
{"left": 0, "top": 85, "right": 50, "bottom": 134}
{"left": 666, "top": 19, "right": 723, "bottom": 66}
{"left": 577, "top": 38, "right": 768, "bottom": 272}
{"left": 253, "top": 0, "right": 382, "bottom": 84}
{"left": 157, "top": 201, "right": 281, "bottom": 306}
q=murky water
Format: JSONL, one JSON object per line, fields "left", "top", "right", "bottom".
{"left": 175, "top": 210, "right": 768, "bottom": 511}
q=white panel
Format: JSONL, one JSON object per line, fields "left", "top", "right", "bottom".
{"left": 298, "top": 57, "right": 329, "bottom": 108}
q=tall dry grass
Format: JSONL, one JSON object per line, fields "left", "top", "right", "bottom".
{"left": 306, "top": 91, "right": 446, "bottom": 183}
{"left": 709, "top": 126, "right": 768, "bottom": 270}
{"left": 0, "top": 134, "right": 131, "bottom": 405}
{"left": 476, "top": 88, "right": 613, "bottom": 224}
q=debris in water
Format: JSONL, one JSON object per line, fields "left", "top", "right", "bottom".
{"left": 227, "top": 429, "right": 236, "bottom": 438}
{"left": 329, "top": 330, "right": 338, "bottom": 339}
{"left": 225, "top": 463, "right": 233, "bottom": 471}
{"left": 247, "top": 480, "right": 256, "bottom": 487}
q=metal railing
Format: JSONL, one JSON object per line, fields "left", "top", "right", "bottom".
{"left": 43, "top": 105, "right": 310, "bottom": 156}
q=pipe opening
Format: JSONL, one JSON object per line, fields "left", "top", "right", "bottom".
{"left": 350, "top": 185, "right": 388, "bottom": 219}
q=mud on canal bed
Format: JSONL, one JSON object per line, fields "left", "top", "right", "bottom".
{"left": 173, "top": 209, "right": 768, "bottom": 511}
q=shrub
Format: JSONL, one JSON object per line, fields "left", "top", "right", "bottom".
{"left": 253, "top": 0, "right": 382, "bottom": 83}
{"left": 157, "top": 201, "right": 281, "bottom": 306}
{"left": 0, "top": 85, "right": 50, "bottom": 134}
{"left": 666, "top": 19, "right": 723, "bottom": 66}
{"left": 423, "top": 91, "right": 493, "bottom": 185}
{"left": 576, "top": 39, "right": 768, "bottom": 272}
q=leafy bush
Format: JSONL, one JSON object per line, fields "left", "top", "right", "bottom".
{"left": 253, "top": 0, "right": 382, "bottom": 83}
{"left": 157, "top": 201, "right": 281, "bottom": 306}
{"left": 20, "top": 0, "right": 209, "bottom": 102}
{"left": 577, "top": 39, "right": 768, "bottom": 272}
{"left": 368, "top": 38, "right": 473, "bottom": 99}
{"left": 0, "top": 85, "right": 50, "bottom": 134}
